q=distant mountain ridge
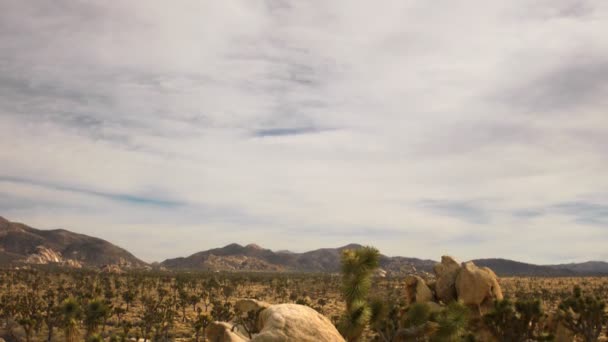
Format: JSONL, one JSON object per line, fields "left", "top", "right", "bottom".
{"left": 0, "top": 216, "right": 147, "bottom": 268}
{"left": 161, "top": 242, "right": 441, "bottom": 275}
{"left": 161, "top": 244, "right": 608, "bottom": 276}
{"left": 3, "top": 216, "right": 608, "bottom": 276}
{"left": 470, "top": 258, "right": 576, "bottom": 277}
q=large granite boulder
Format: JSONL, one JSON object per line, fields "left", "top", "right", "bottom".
{"left": 207, "top": 303, "right": 345, "bottom": 342}
{"left": 455, "top": 262, "right": 503, "bottom": 314}
{"left": 207, "top": 322, "right": 247, "bottom": 342}
{"left": 433, "top": 255, "right": 461, "bottom": 303}
{"left": 405, "top": 275, "right": 434, "bottom": 304}
{"left": 235, "top": 299, "right": 271, "bottom": 314}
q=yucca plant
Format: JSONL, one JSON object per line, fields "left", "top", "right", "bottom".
{"left": 338, "top": 246, "right": 380, "bottom": 341}
{"left": 59, "top": 297, "right": 82, "bottom": 342}
{"left": 84, "top": 298, "right": 110, "bottom": 338}
{"left": 431, "top": 301, "right": 471, "bottom": 342}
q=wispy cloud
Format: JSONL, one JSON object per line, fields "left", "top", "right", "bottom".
{"left": 417, "top": 199, "right": 491, "bottom": 224}
{"left": 0, "top": 176, "right": 183, "bottom": 208}
{"left": 253, "top": 126, "right": 333, "bottom": 137}
{"left": 0, "top": 0, "right": 607, "bottom": 263}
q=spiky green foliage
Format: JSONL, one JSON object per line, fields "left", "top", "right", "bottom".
{"left": 407, "top": 302, "right": 433, "bottom": 328}
{"left": 339, "top": 246, "right": 380, "bottom": 341}
{"left": 431, "top": 302, "right": 470, "bottom": 342}
{"left": 484, "top": 298, "right": 553, "bottom": 341}
{"left": 558, "top": 286, "right": 607, "bottom": 342}
{"left": 84, "top": 298, "right": 110, "bottom": 338}
{"left": 60, "top": 297, "right": 82, "bottom": 342}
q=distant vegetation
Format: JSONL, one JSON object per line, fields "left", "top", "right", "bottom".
{"left": 2, "top": 253, "right": 608, "bottom": 340}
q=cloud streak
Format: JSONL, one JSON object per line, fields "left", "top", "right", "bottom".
{"left": 0, "top": 176, "right": 183, "bottom": 208}
{"left": 0, "top": 0, "right": 607, "bottom": 263}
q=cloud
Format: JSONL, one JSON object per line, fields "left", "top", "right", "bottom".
{"left": 253, "top": 126, "right": 332, "bottom": 137}
{"left": 0, "top": 176, "right": 183, "bottom": 208}
{"left": 417, "top": 199, "right": 491, "bottom": 224}
{"left": 0, "top": 0, "right": 607, "bottom": 263}
{"left": 552, "top": 201, "right": 608, "bottom": 226}
{"left": 501, "top": 58, "right": 608, "bottom": 113}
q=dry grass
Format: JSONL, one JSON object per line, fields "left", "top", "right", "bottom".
{"left": 1, "top": 268, "right": 607, "bottom": 341}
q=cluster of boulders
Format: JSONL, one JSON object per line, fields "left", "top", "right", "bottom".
{"left": 24, "top": 246, "right": 83, "bottom": 268}
{"left": 405, "top": 255, "right": 503, "bottom": 315}
{"left": 208, "top": 256, "right": 503, "bottom": 342}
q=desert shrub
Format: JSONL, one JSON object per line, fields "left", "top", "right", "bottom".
{"left": 484, "top": 298, "right": 553, "bottom": 341}
{"left": 558, "top": 286, "right": 607, "bottom": 342}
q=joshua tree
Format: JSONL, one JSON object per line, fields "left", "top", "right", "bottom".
{"left": 192, "top": 312, "right": 212, "bottom": 342}
{"left": 211, "top": 300, "right": 234, "bottom": 322}
{"left": 59, "top": 297, "right": 82, "bottom": 342}
{"left": 558, "top": 286, "right": 607, "bottom": 342}
{"left": 84, "top": 298, "right": 110, "bottom": 338}
{"left": 338, "top": 246, "right": 381, "bottom": 341}
{"left": 122, "top": 289, "right": 136, "bottom": 312}
{"left": 484, "top": 298, "right": 553, "bottom": 341}
{"left": 431, "top": 301, "right": 471, "bottom": 342}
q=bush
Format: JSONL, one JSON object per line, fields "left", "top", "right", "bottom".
{"left": 558, "top": 286, "right": 607, "bottom": 342}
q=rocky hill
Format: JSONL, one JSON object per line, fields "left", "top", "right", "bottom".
{"left": 471, "top": 258, "right": 577, "bottom": 277}
{"left": 4, "top": 216, "right": 608, "bottom": 276}
{"left": 0, "top": 216, "right": 147, "bottom": 268}
{"left": 161, "top": 243, "right": 608, "bottom": 276}
{"left": 161, "top": 243, "right": 436, "bottom": 275}
{"left": 548, "top": 261, "right": 608, "bottom": 275}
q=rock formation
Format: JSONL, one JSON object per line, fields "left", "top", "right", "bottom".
{"left": 25, "top": 246, "right": 82, "bottom": 268}
{"left": 433, "top": 255, "right": 461, "bottom": 304}
{"left": 405, "top": 275, "right": 434, "bottom": 304}
{"left": 408, "top": 256, "right": 503, "bottom": 315}
{"left": 208, "top": 303, "right": 345, "bottom": 342}
{"left": 455, "top": 262, "right": 503, "bottom": 313}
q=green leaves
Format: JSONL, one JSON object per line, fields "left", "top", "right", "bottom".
{"left": 339, "top": 246, "right": 381, "bottom": 341}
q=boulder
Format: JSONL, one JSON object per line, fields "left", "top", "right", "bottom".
{"left": 207, "top": 321, "right": 247, "bottom": 342}
{"left": 235, "top": 299, "right": 271, "bottom": 314}
{"left": 404, "top": 275, "right": 434, "bottom": 304}
{"left": 208, "top": 304, "right": 344, "bottom": 342}
{"left": 433, "top": 255, "right": 461, "bottom": 303}
{"left": 254, "top": 304, "right": 345, "bottom": 342}
{"left": 455, "top": 261, "right": 503, "bottom": 314}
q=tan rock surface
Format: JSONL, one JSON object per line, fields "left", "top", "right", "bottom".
{"left": 405, "top": 275, "right": 434, "bottom": 304}
{"left": 208, "top": 303, "right": 345, "bottom": 342}
{"left": 433, "top": 255, "right": 461, "bottom": 303}
{"left": 455, "top": 261, "right": 503, "bottom": 314}
{"left": 254, "top": 304, "right": 345, "bottom": 342}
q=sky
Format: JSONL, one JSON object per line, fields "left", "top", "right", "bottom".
{"left": 1, "top": 0, "right": 607, "bottom": 264}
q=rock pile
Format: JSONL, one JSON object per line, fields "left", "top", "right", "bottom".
{"left": 406, "top": 255, "right": 503, "bottom": 315}
{"left": 24, "top": 246, "right": 82, "bottom": 268}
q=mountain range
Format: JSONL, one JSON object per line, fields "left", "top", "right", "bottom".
{"left": 0, "top": 216, "right": 146, "bottom": 268}
{"left": 1, "top": 216, "right": 607, "bottom": 276}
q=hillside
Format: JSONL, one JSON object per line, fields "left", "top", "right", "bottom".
{"left": 0, "top": 216, "right": 147, "bottom": 268}
{"left": 3, "top": 216, "right": 608, "bottom": 276}
{"left": 162, "top": 244, "right": 608, "bottom": 276}
{"left": 471, "top": 258, "right": 577, "bottom": 277}
{"left": 161, "top": 242, "right": 436, "bottom": 275}
{"left": 549, "top": 261, "right": 608, "bottom": 275}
